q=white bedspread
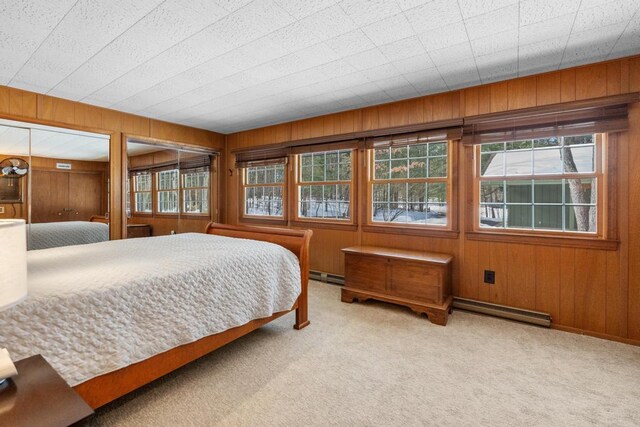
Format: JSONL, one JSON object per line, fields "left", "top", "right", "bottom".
{"left": 0, "top": 233, "right": 301, "bottom": 386}
{"left": 28, "top": 221, "right": 109, "bottom": 250}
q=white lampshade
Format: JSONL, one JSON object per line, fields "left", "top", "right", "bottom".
{"left": 0, "top": 219, "right": 27, "bottom": 311}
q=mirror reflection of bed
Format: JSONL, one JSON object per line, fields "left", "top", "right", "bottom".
{"left": 125, "top": 139, "right": 217, "bottom": 238}
{"left": 0, "top": 119, "right": 110, "bottom": 250}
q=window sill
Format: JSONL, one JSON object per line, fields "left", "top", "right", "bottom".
{"left": 362, "top": 224, "right": 459, "bottom": 239}
{"left": 465, "top": 231, "right": 619, "bottom": 251}
{"left": 290, "top": 220, "right": 357, "bottom": 231}
{"left": 240, "top": 217, "right": 288, "bottom": 227}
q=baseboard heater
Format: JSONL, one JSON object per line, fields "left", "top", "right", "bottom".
{"left": 310, "top": 270, "right": 345, "bottom": 286}
{"left": 309, "top": 271, "right": 551, "bottom": 327}
{"left": 453, "top": 297, "right": 551, "bottom": 327}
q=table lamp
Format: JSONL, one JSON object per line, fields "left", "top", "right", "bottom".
{"left": 0, "top": 219, "right": 28, "bottom": 388}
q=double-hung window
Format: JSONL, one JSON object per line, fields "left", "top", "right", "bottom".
{"left": 133, "top": 172, "right": 152, "bottom": 213}
{"left": 182, "top": 168, "right": 209, "bottom": 214}
{"left": 476, "top": 134, "right": 602, "bottom": 234}
{"left": 157, "top": 169, "right": 179, "bottom": 213}
{"left": 369, "top": 140, "right": 450, "bottom": 227}
{"left": 243, "top": 164, "right": 285, "bottom": 218}
{"left": 296, "top": 149, "right": 353, "bottom": 222}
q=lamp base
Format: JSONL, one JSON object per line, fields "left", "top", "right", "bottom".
{"left": 0, "top": 378, "right": 9, "bottom": 392}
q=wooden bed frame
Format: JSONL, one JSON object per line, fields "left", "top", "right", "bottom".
{"left": 73, "top": 223, "right": 312, "bottom": 409}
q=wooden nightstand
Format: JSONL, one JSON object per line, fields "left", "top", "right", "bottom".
{"left": 0, "top": 355, "right": 93, "bottom": 427}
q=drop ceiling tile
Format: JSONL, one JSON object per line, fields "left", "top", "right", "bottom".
{"left": 404, "top": 68, "right": 448, "bottom": 93}
{"left": 438, "top": 57, "right": 480, "bottom": 89}
{"left": 361, "top": 13, "right": 415, "bottom": 46}
{"left": 294, "top": 43, "right": 342, "bottom": 69}
{"left": 0, "top": 0, "right": 77, "bottom": 84}
{"left": 392, "top": 54, "right": 435, "bottom": 74}
{"left": 266, "top": 21, "right": 325, "bottom": 52}
{"left": 298, "top": 5, "right": 357, "bottom": 40}
{"left": 518, "top": 36, "right": 567, "bottom": 74}
{"left": 396, "top": 0, "right": 434, "bottom": 11}
{"left": 338, "top": 0, "right": 401, "bottom": 27}
{"left": 212, "top": 0, "right": 254, "bottom": 13}
{"left": 518, "top": 13, "right": 575, "bottom": 45}
{"left": 404, "top": 0, "right": 463, "bottom": 31}
{"left": 561, "top": 24, "right": 622, "bottom": 67}
{"left": 475, "top": 48, "right": 518, "bottom": 82}
{"left": 428, "top": 42, "right": 474, "bottom": 66}
{"left": 325, "top": 30, "right": 376, "bottom": 58}
{"left": 378, "top": 36, "right": 425, "bottom": 62}
{"left": 49, "top": 0, "right": 240, "bottom": 100}
{"left": 385, "top": 85, "right": 420, "bottom": 101}
{"left": 572, "top": 0, "right": 639, "bottom": 33}
{"left": 10, "top": 0, "right": 165, "bottom": 92}
{"left": 609, "top": 14, "right": 640, "bottom": 58}
{"left": 274, "top": 0, "right": 336, "bottom": 19}
{"left": 470, "top": 29, "right": 519, "bottom": 57}
{"left": 519, "top": 0, "right": 580, "bottom": 26}
{"left": 457, "top": 0, "right": 519, "bottom": 19}
{"left": 344, "top": 48, "right": 389, "bottom": 70}
{"left": 360, "top": 64, "right": 401, "bottom": 81}
{"left": 85, "top": 33, "right": 235, "bottom": 106}
{"left": 464, "top": 4, "right": 519, "bottom": 40}
{"left": 417, "top": 21, "right": 469, "bottom": 51}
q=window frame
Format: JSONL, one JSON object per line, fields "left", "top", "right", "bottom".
{"left": 292, "top": 149, "right": 356, "bottom": 226}
{"left": 240, "top": 162, "right": 287, "bottom": 223}
{"left": 180, "top": 168, "right": 211, "bottom": 216}
{"left": 466, "top": 132, "right": 618, "bottom": 250}
{"left": 131, "top": 172, "right": 153, "bottom": 215}
{"left": 156, "top": 169, "right": 180, "bottom": 215}
{"left": 364, "top": 139, "right": 457, "bottom": 237}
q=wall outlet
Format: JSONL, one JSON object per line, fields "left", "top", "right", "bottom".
{"left": 484, "top": 270, "right": 496, "bottom": 284}
{"left": 0, "top": 206, "right": 4, "bottom": 214}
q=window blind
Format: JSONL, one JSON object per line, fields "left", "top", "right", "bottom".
{"left": 365, "top": 127, "right": 462, "bottom": 149}
{"left": 462, "top": 93, "right": 638, "bottom": 145}
{"left": 234, "top": 146, "right": 290, "bottom": 168}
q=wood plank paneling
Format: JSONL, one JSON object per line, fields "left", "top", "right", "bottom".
{"left": 576, "top": 63, "right": 608, "bottom": 100}
{"left": 0, "top": 86, "right": 222, "bottom": 241}
{"left": 536, "top": 72, "right": 561, "bottom": 106}
{"left": 224, "top": 55, "right": 640, "bottom": 344}
{"left": 506, "top": 244, "right": 536, "bottom": 310}
{"left": 535, "top": 246, "right": 560, "bottom": 321}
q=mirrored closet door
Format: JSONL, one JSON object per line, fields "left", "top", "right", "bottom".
{"left": 0, "top": 119, "right": 110, "bottom": 249}
{"left": 126, "top": 138, "right": 217, "bottom": 239}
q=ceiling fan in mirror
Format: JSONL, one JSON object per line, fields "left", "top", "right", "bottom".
{"left": 0, "top": 158, "right": 29, "bottom": 178}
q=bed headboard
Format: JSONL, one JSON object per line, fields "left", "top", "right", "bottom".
{"left": 204, "top": 222, "right": 312, "bottom": 263}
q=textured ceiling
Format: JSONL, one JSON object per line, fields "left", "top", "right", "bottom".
{"left": 2, "top": 0, "right": 639, "bottom": 134}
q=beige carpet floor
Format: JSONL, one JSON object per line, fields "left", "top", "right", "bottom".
{"left": 88, "top": 281, "right": 640, "bottom": 427}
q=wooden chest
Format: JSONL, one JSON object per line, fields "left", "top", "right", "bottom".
{"left": 341, "top": 246, "right": 453, "bottom": 325}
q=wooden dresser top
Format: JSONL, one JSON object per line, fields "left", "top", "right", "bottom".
{"left": 342, "top": 245, "right": 453, "bottom": 265}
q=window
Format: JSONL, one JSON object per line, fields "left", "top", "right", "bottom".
{"left": 157, "top": 169, "right": 179, "bottom": 213}
{"left": 133, "top": 173, "right": 152, "bottom": 213}
{"left": 243, "top": 164, "right": 285, "bottom": 218}
{"left": 370, "top": 141, "right": 449, "bottom": 227}
{"left": 182, "top": 169, "right": 209, "bottom": 214}
{"left": 296, "top": 150, "right": 353, "bottom": 221}
{"left": 477, "top": 134, "right": 602, "bottom": 234}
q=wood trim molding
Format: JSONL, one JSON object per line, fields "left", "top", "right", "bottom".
{"left": 465, "top": 231, "right": 619, "bottom": 250}
{"left": 362, "top": 224, "right": 459, "bottom": 239}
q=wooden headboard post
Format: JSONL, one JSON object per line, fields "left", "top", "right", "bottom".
{"left": 205, "top": 222, "right": 313, "bottom": 329}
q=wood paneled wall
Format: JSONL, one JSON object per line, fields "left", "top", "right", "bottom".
{"left": 0, "top": 86, "right": 224, "bottom": 239}
{"left": 224, "top": 55, "right": 640, "bottom": 344}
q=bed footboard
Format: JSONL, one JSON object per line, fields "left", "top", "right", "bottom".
{"left": 205, "top": 222, "right": 313, "bottom": 329}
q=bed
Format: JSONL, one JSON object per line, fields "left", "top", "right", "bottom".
{"left": 0, "top": 223, "right": 311, "bottom": 409}
{"left": 27, "top": 221, "right": 109, "bottom": 250}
